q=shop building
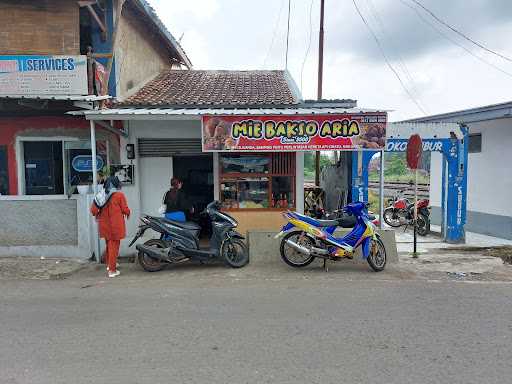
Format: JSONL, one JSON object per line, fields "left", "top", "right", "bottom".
{"left": 0, "top": 0, "right": 190, "bottom": 197}
{"left": 75, "top": 69, "right": 388, "bottom": 250}
{"left": 0, "top": 0, "right": 190, "bottom": 257}
{"left": 403, "top": 101, "right": 512, "bottom": 240}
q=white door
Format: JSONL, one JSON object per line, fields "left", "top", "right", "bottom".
{"left": 139, "top": 157, "right": 173, "bottom": 216}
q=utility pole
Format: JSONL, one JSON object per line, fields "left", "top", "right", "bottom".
{"left": 315, "top": 0, "right": 325, "bottom": 186}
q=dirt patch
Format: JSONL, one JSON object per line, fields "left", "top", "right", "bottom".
{"left": 0, "top": 257, "right": 89, "bottom": 280}
{"left": 432, "top": 245, "right": 512, "bottom": 264}
{"left": 485, "top": 246, "right": 512, "bottom": 264}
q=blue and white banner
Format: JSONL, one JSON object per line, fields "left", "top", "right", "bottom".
{"left": 0, "top": 55, "right": 88, "bottom": 96}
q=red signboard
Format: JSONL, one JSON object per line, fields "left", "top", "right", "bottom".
{"left": 406, "top": 134, "right": 423, "bottom": 169}
{"left": 201, "top": 113, "right": 387, "bottom": 152}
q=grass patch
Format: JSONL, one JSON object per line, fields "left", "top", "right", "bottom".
{"left": 369, "top": 171, "right": 430, "bottom": 184}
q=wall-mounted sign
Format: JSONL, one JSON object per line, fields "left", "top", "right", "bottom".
{"left": 71, "top": 155, "right": 104, "bottom": 172}
{"left": 111, "top": 164, "right": 134, "bottom": 185}
{"left": 0, "top": 55, "right": 88, "bottom": 96}
{"left": 201, "top": 113, "right": 387, "bottom": 152}
{"left": 385, "top": 139, "right": 445, "bottom": 152}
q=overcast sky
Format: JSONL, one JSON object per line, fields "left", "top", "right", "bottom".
{"left": 148, "top": 0, "right": 512, "bottom": 121}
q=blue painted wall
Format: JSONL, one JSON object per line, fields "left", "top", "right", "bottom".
{"left": 90, "top": 0, "right": 116, "bottom": 96}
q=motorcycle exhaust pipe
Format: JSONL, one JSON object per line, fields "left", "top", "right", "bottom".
{"left": 285, "top": 239, "right": 311, "bottom": 255}
{"left": 285, "top": 239, "right": 329, "bottom": 256}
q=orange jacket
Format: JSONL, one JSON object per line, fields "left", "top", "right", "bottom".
{"left": 90, "top": 192, "right": 131, "bottom": 240}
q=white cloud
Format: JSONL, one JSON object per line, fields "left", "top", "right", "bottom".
{"left": 149, "top": 0, "right": 220, "bottom": 21}
{"left": 146, "top": 0, "right": 512, "bottom": 120}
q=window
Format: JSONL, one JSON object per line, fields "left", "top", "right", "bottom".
{"left": 23, "top": 141, "right": 64, "bottom": 195}
{"left": 65, "top": 141, "right": 108, "bottom": 189}
{"left": 220, "top": 153, "right": 295, "bottom": 210}
{"left": 0, "top": 145, "right": 9, "bottom": 195}
{"left": 21, "top": 139, "right": 111, "bottom": 196}
{"left": 468, "top": 133, "right": 482, "bottom": 153}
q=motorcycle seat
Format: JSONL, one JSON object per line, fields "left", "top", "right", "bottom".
{"left": 153, "top": 217, "right": 201, "bottom": 231}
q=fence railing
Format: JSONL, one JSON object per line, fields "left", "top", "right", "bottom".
{"left": 369, "top": 181, "right": 430, "bottom": 199}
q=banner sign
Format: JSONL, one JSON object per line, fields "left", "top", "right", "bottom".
{"left": 0, "top": 55, "right": 88, "bottom": 95}
{"left": 201, "top": 113, "right": 387, "bottom": 152}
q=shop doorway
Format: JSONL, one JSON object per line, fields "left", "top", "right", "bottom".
{"left": 172, "top": 154, "right": 214, "bottom": 215}
{"left": 23, "top": 141, "right": 63, "bottom": 195}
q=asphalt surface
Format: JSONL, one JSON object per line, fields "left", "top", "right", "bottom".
{"left": 1, "top": 263, "right": 512, "bottom": 384}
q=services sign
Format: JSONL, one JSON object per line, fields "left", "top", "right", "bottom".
{"left": 0, "top": 55, "right": 88, "bottom": 96}
{"left": 201, "top": 113, "right": 387, "bottom": 152}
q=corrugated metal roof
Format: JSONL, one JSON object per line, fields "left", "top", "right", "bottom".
{"left": 1, "top": 95, "right": 111, "bottom": 102}
{"left": 69, "top": 107, "right": 387, "bottom": 120}
{"left": 400, "top": 100, "right": 512, "bottom": 124}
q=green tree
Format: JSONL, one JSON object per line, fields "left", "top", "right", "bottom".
{"left": 384, "top": 153, "right": 407, "bottom": 178}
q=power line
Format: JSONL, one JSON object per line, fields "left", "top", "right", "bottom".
{"left": 300, "top": 0, "right": 315, "bottom": 93}
{"left": 400, "top": 0, "right": 512, "bottom": 78}
{"left": 352, "top": 0, "right": 428, "bottom": 115}
{"left": 285, "top": 0, "right": 292, "bottom": 69}
{"left": 364, "top": 0, "right": 428, "bottom": 113}
{"left": 263, "top": 0, "right": 286, "bottom": 68}
{"left": 410, "top": 0, "right": 512, "bottom": 63}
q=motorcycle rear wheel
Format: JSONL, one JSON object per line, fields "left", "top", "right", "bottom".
{"left": 138, "top": 239, "right": 166, "bottom": 272}
{"left": 367, "top": 235, "right": 387, "bottom": 272}
{"left": 280, "top": 231, "right": 316, "bottom": 268}
{"left": 383, "top": 208, "right": 401, "bottom": 227}
{"left": 222, "top": 238, "right": 249, "bottom": 268}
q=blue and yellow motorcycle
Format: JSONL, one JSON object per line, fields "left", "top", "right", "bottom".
{"left": 275, "top": 202, "right": 387, "bottom": 271}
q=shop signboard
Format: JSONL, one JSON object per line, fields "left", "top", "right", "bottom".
{"left": 71, "top": 155, "right": 104, "bottom": 172}
{"left": 201, "top": 113, "right": 387, "bottom": 152}
{"left": 0, "top": 55, "right": 88, "bottom": 95}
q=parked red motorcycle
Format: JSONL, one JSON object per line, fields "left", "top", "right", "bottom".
{"left": 383, "top": 190, "right": 430, "bottom": 235}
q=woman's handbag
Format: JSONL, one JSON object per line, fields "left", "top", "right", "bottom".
{"left": 158, "top": 191, "right": 167, "bottom": 215}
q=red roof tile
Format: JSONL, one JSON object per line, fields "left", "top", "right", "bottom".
{"left": 118, "top": 70, "right": 299, "bottom": 107}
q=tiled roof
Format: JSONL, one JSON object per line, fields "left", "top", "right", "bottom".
{"left": 118, "top": 70, "right": 299, "bottom": 107}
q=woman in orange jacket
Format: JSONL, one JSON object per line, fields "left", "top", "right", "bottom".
{"left": 91, "top": 176, "right": 130, "bottom": 278}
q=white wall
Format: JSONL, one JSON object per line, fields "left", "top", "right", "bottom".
{"left": 429, "top": 118, "right": 512, "bottom": 217}
{"left": 139, "top": 157, "right": 173, "bottom": 216}
{"left": 465, "top": 119, "right": 512, "bottom": 216}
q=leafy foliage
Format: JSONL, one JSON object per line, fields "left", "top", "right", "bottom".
{"left": 304, "top": 152, "right": 333, "bottom": 180}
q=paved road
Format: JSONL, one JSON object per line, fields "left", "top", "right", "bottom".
{"left": 1, "top": 264, "right": 511, "bottom": 384}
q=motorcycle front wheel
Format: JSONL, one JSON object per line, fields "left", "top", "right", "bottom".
{"left": 222, "top": 238, "right": 249, "bottom": 268}
{"left": 138, "top": 239, "right": 165, "bottom": 272}
{"left": 280, "top": 231, "right": 316, "bottom": 267}
{"left": 383, "top": 208, "right": 401, "bottom": 227}
{"left": 367, "top": 235, "right": 387, "bottom": 272}
{"left": 416, "top": 213, "right": 430, "bottom": 236}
